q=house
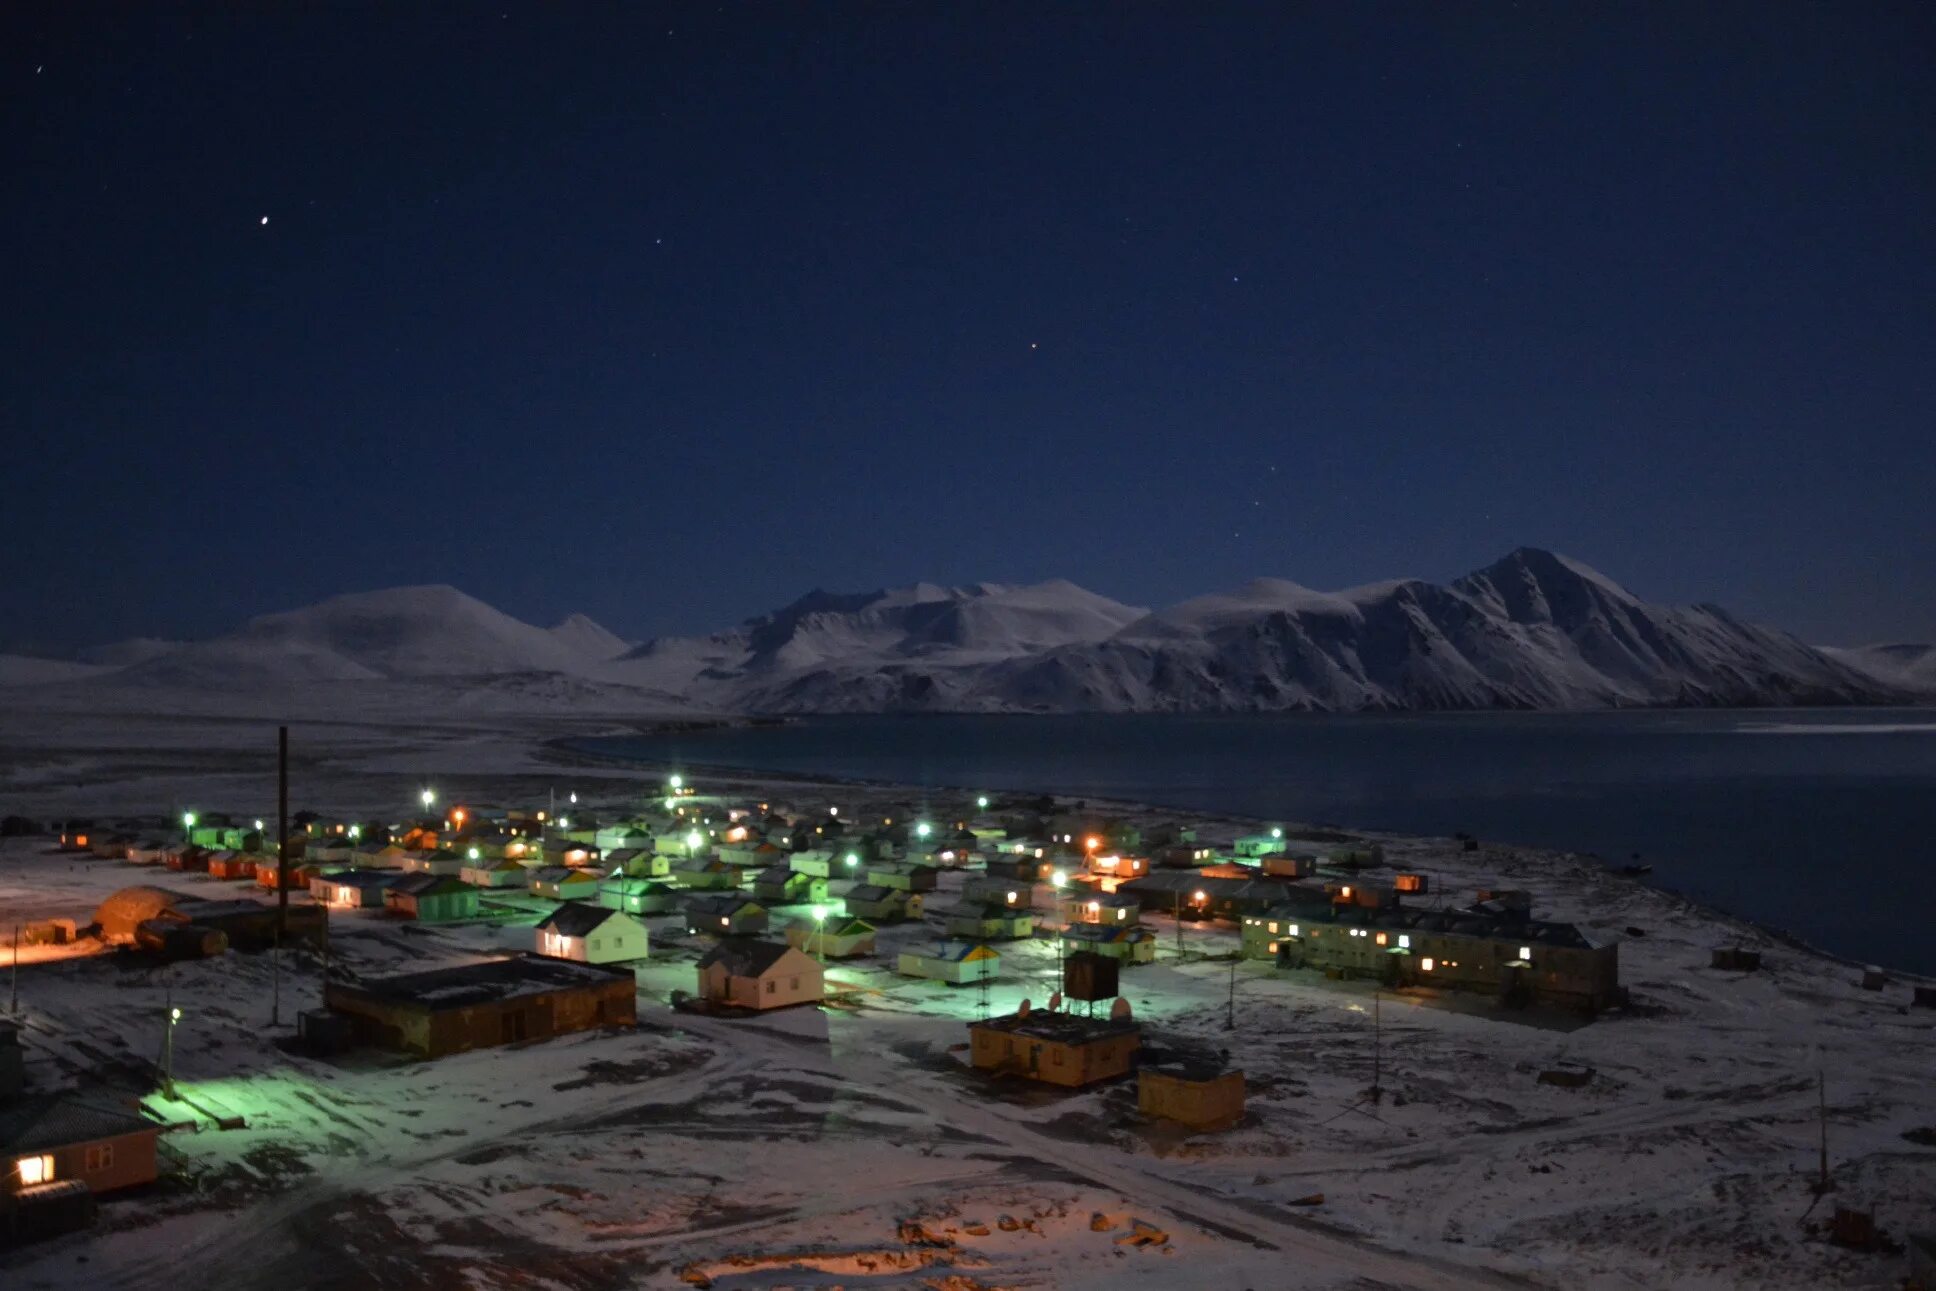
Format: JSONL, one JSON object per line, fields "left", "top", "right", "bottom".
{"left": 538, "top": 840, "right": 601, "bottom": 869}
{"left": 752, "top": 865, "right": 823, "bottom": 905}
{"left": 2, "top": 1093, "right": 162, "bottom": 1203}
{"left": 1241, "top": 904, "right": 1622, "bottom": 1013}
{"left": 165, "top": 845, "right": 210, "bottom": 873}
{"left": 897, "top": 941, "right": 1000, "bottom": 984}
{"left": 1153, "top": 843, "right": 1217, "bottom": 868}
{"left": 683, "top": 893, "right": 768, "bottom": 936}
{"left": 669, "top": 856, "right": 741, "bottom": 891}
{"left": 595, "top": 824, "right": 656, "bottom": 853}
{"left": 598, "top": 877, "right": 678, "bottom": 916}
{"left": 654, "top": 829, "right": 707, "bottom": 857}
{"left": 1392, "top": 872, "right": 1431, "bottom": 895}
{"left": 938, "top": 903, "right": 1035, "bottom": 941}
{"left": 1086, "top": 852, "right": 1150, "bottom": 882}
{"left": 969, "top": 1001, "right": 1141, "bottom": 1087}
{"left": 400, "top": 848, "right": 466, "bottom": 876}
{"left": 460, "top": 855, "right": 530, "bottom": 888}
{"left": 843, "top": 885, "right": 922, "bottom": 923}
{"left": 865, "top": 861, "right": 937, "bottom": 893}
{"left": 306, "top": 839, "right": 354, "bottom": 867}
{"left": 1060, "top": 922, "right": 1157, "bottom": 964}
{"left": 605, "top": 847, "right": 670, "bottom": 879}
{"left": 529, "top": 866, "right": 602, "bottom": 901}
{"left": 126, "top": 840, "right": 167, "bottom": 865}
{"left": 784, "top": 916, "right": 876, "bottom": 959}
{"left": 311, "top": 870, "right": 402, "bottom": 909}
{"left": 535, "top": 902, "right": 649, "bottom": 965}
{"left": 205, "top": 850, "right": 264, "bottom": 880}
{"left": 1232, "top": 832, "right": 1287, "bottom": 858}
{"left": 1259, "top": 852, "right": 1318, "bottom": 880}
{"left": 984, "top": 852, "right": 1055, "bottom": 882}
{"left": 784, "top": 848, "right": 838, "bottom": 877}
{"left": 694, "top": 939, "right": 824, "bottom": 1010}
{"left": 1119, "top": 872, "right": 1307, "bottom": 922}
{"left": 323, "top": 955, "right": 636, "bottom": 1057}
{"left": 961, "top": 875, "right": 1033, "bottom": 909}
{"left": 1061, "top": 892, "right": 1142, "bottom": 927}
{"left": 383, "top": 874, "right": 479, "bottom": 923}
{"left": 1138, "top": 1062, "right": 1245, "bottom": 1130}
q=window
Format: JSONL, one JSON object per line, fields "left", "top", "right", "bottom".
{"left": 790, "top": 976, "right": 800, "bottom": 990}
{"left": 1420, "top": 957, "right": 1435, "bottom": 972}
{"left": 1287, "top": 923, "right": 1299, "bottom": 937}
{"left": 85, "top": 1144, "right": 115, "bottom": 1172}
{"left": 1375, "top": 933, "right": 1388, "bottom": 946}
{"left": 765, "top": 980, "right": 776, "bottom": 994}
{"left": 16, "top": 1154, "right": 53, "bottom": 1185}
{"left": 1518, "top": 946, "right": 1532, "bottom": 961}
{"left": 1267, "top": 922, "right": 1278, "bottom": 934}
{"left": 1398, "top": 934, "right": 1410, "bottom": 949}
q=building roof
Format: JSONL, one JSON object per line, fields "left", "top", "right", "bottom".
{"left": 754, "top": 865, "right": 803, "bottom": 884}
{"left": 684, "top": 893, "right": 760, "bottom": 916}
{"left": 1062, "top": 923, "right": 1153, "bottom": 945}
{"left": 972, "top": 1007, "right": 1138, "bottom": 1043}
{"left": 537, "top": 900, "right": 623, "bottom": 937}
{"left": 843, "top": 884, "right": 900, "bottom": 904}
{"left": 389, "top": 873, "right": 473, "bottom": 897}
{"left": 940, "top": 902, "right": 1030, "bottom": 920}
{"left": 331, "top": 954, "right": 629, "bottom": 1010}
{"left": 1122, "top": 872, "right": 1313, "bottom": 906}
{"left": 530, "top": 865, "right": 597, "bottom": 883}
{"left": 696, "top": 938, "right": 802, "bottom": 978}
{"left": 908, "top": 940, "right": 998, "bottom": 963}
{"left": 0, "top": 1093, "right": 159, "bottom": 1154}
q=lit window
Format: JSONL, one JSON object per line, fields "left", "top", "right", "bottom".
{"left": 1341, "top": 885, "right": 1352, "bottom": 899}
{"left": 1288, "top": 924, "right": 1299, "bottom": 937}
{"left": 1376, "top": 932, "right": 1388, "bottom": 946}
{"left": 1519, "top": 946, "right": 1532, "bottom": 960}
{"left": 16, "top": 1154, "right": 53, "bottom": 1185}
{"left": 721, "top": 916, "right": 730, "bottom": 926}
{"left": 1006, "top": 891, "right": 1017, "bottom": 904}
{"left": 1267, "top": 942, "right": 1278, "bottom": 954}
{"left": 1398, "top": 934, "right": 1410, "bottom": 949}
{"left": 1268, "top": 922, "right": 1278, "bottom": 934}
{"left": 1420, "top": 957, "right": 1435, "bottom": 972}
{"left": 1116, "top": 908, "right": 1127, "bottom": 921}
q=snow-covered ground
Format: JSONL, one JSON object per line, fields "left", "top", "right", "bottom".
{"left": 1, "top": 709, "right": 1932, "bottom": 1289}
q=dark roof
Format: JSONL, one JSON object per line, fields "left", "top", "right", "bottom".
{"left": 972, "top": 1008, "right": 1138, "bottom": 1043}
{"left": 317, "top": 869, "right": 403, "bottom": 891}
{"left": 0, "top": 1093, "right": 157, "bottom": 1154}
{"left": 389, "top": 873, "right": 473, "bottom": 897}
{"left": 537, "top": 900, "right": 622, "bottom": 936}
{"left": 696, "top": 938, "right": 800, "bottom": 977}
{"left": 754, "top": 865, "right": 803, "bottom": 884}
{"left": 684, "top": 893, "right": 758, "bottom": 915}
{"left": 941, "top": 902, "right": 1030, "bottom": 919}
{"left": 331, "top": 954, "right": 629, "bottom": 1010}
{"left": 1122, "top": 872, "right": 1314, "bottom": 906}
{"left": 844, "top": 884, "right": 898, "bottom": 903}
{"left": 531, "top": 865, "right": 596, "bottom": 883}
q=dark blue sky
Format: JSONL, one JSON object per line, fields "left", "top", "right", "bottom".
{"left": 5, "top": 3, "right": 1932, "bottom": 654}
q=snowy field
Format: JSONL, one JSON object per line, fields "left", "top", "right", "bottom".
{"left": 2, "top": 708, "right": 1933, "bottom": 1289}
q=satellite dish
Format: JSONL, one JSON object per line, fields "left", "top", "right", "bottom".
{"left": 1048, "top": 991, "right": 1063, "bottom": 1011}
{"left": 1017, "top": 997, "right": 1032, "bottom": 1017}
{"left": 1110, "top": 997, "right": 1133, "bottom": 1021}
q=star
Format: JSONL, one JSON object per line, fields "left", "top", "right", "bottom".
{"left": 259, "top": 216, "right": 269, "bottom": 226}
{"left": 1029, "top": 342, "right": 1038, "bottom": 350}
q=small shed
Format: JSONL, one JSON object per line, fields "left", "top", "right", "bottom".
{"left": 1062, "top": 923, "right": 1157, "bottom": 964}
{"left": 969, "top": 1002, "right": 1141, "bottom": 1087}
{"left": 866, "top": 862, "right": 938, "bottom": 893}
{"left": 605, "top": 847, "right": 671, "bottom": 878}
{"left": 325, "top": 955, "right": 635, "bottom": 1057}
{"left": 752, "top": 865, "right": 822, "bottom": 905}
{"left": 460, "top": 855, "right": 530, "bottom": 888}
{"left": 897, "top": 941, "right": 999, "bottom": 984}
{"left": 1138, "top": 1062, "right": 1246, "bottom": 1130}
{"left": 312, "top": 870, "right": 403, "bottom": 909}
{"left": 0, "top": 1093, "right": 162, "bottom": 1199}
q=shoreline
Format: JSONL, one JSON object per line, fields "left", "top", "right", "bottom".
{"left": 547, "top": 731, "right": 1933, "bottom": 982}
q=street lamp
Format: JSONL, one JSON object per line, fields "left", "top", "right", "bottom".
{"left": 161, "top": 1003, "right": 182, "bottom": 1100}
{"left": 420, "top": 788, "right": 435, "bottom": 811}
{"left": 1270, "top": 826, "right": 1283, "bottom": 839}
{"left": 843, "top": 853, "right": 859, "bottom": 870}
{"left": 669, "top": 774, "right": 683, "bottom": 790}
{"left": 686, "top": 830, "right": 704, "bottom": 858}
{"left": 811, "top": 903, "right": 828, "bottom": 962}
{"left": 976, "top": 795, "right": 989, "bottom": 810}
{"left": 181, "top": 812, "right": 196, "bottom": 838}
{"left": 915, "top": 821, "right": 931, "bottom": 839}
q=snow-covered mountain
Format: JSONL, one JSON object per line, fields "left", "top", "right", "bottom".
{"left": 631, "top": 550, "right": 1903, "bottom": 713}
{"left": 5, "top": 553, "right": 1912, "bottom": 715}
{"left": 1824, "top": 642, "right": 1936, "bottom": 695}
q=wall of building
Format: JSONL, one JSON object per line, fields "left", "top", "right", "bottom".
{"left": 1138, "top": 1070, "right": 1245, "bottom": 1129}
{"left": 6, "top": 1129, "right": 158, "bottom": 1198}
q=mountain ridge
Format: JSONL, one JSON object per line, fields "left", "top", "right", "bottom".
{"left": 4, "top": 552, "right": 1926, "bottom": 714}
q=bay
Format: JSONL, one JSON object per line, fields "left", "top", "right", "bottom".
{"left": 573, "top": 708, "right": 1936, "bottom": 974}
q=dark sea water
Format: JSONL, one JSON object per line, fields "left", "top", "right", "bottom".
{"left": 574, "top": 709, "right": 1936, "bottom": 974}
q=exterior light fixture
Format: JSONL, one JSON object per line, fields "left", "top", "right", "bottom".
{"left": 1270, "top": 826, "right": 1282, "bottom": 839}
{"left": 669, "top": 774, "right": 683, "bottom": 790}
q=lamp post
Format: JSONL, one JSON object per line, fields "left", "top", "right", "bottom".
{"left": 161, "top": 1000, "right": 182, "bottom": 1100}
{"left": 810, "top": 903, "right": 828, "bottom": 963}
{"left": 181, "top": 811, "right": 197, "bottom": 842}
{"left": 976, "top": 795, "right": 989, "bottom": 810}
{"left": 1050, "top": 870, "right": 1067, "bottom": 992}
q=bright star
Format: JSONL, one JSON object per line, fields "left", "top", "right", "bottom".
{"left": 260, "top": 216, "right": 269, "bottom": 226}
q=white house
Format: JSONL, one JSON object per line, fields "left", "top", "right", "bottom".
{"left": 534, "top": 901, "right": 650, "bottom": 965}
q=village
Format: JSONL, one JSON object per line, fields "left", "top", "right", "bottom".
{"left": 2, "top": 725, "right": 1934, "bottom": 1290}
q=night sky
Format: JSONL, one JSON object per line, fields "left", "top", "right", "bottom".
{"left": 5, "top": 4, "right": 1932, "bottom": 655}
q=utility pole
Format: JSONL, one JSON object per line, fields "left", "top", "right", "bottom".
{"left": 1174, "top": 891, "right": 1183, "bottom": 958}
{"left": 9, "top": 922, "right": 19, "bottom": 1013}
{"left": 271, "top": 926, "right": 282, "bottom": 1027}
{"left": 276, "top": 725, "right": 290, "bottom": 938}
{"left": 1224, "top": 956, "right": 1237, "bottom": 1030}
{"left": 1371, "top": 991, "right": 1383, "bottom": 1103}
{"left": 1816, "top": 1070, "right": 1831, "bottom": 1194}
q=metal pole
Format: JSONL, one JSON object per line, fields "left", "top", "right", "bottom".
{"left": 161, "top": 986, "right": 176, "bottom": 1100}
{"left": 1225, "top": 956, "right": 1236, "bottom": 1030}
{"left": 271, "top": 926, "right": 281, "bottom": 1027}
{"left": 1817, "top": 1070, "right": 1829, "bottom": 1193}
{"left": 1174, "top": 891, "right": 1183, "bottom": 957}
{"left": 9, "top": 923, "right": 19, "bottom": 1013}
{"left": 1371, "top": 991, "right": 1382, "bottom": 1102}
{"left": 276, "top": 725, "right": 290, "bottom": 938}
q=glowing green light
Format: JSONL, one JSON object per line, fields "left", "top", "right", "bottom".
{"left": 668, "top": 774, "right": 683, "bottom": 790}
{"left": 812, "top": 904, "right": 828, "bottom": 923}
{"left": 254, "top": 819, "right": 264, "bottom": 832}
{"left": 844, "top": 854, "right": 859, "bottom": 868}
{"left": 169, "top": 1007, "right": 182, "bottom": 1023}
{"left": 915, "top": 822, "right": 931, "bottom": 838}
{"left": 421, "top": 789, "right": 435, "bottom": 808}
{"left": 976, "top": 796, "right": 989, "bottom": 810}
{"left": 1270, "top": 826, "right": 1283, "bottom": 839}
{"left": 467, "top": 847, "right": 480, "bottom": 860}
{"left": 182, "top": 812, "right": 196, "bottom": 829}
{"left": 1051, "top": 869, "right": 1067, "bottom": 888}
{"left": 348, "top": 825, "right": 361, "bottom": 839}
{"left": 685, "top": 830, "right": 703, "bottom": 850}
